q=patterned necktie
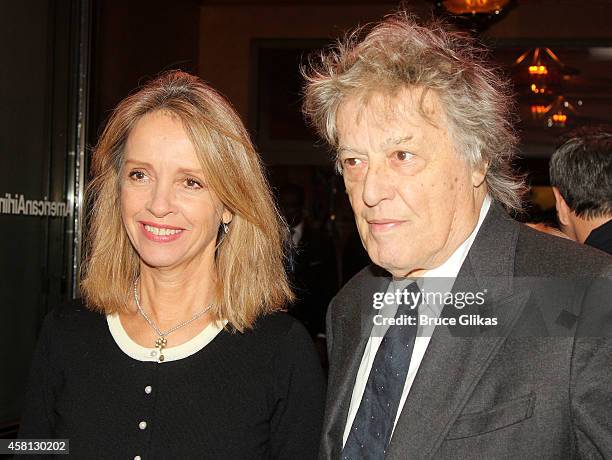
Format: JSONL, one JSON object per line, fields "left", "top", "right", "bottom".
{"left": 342, "top": 281, "right": 420, "bottom": 459}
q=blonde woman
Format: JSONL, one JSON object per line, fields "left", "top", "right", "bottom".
{"left": 19, "top": 71, "right": 325, "bottom": 459}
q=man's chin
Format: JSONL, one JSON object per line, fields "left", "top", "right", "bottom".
{"left": 369, "top": 254, "right": 410, "bottom": 277}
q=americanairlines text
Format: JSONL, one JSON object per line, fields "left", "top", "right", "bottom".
{"left": 0, "top": 193, "right": 71, "bottom": 217}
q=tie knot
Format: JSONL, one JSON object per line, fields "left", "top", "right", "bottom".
{"left": 395, "top": 281, "right": 421, "bottom": 315}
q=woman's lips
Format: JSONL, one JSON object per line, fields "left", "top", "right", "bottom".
{"left": 140, "top": 222, "right": 185, "bottom": 242}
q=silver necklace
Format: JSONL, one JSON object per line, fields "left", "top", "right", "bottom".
{"left": 133, "top": 279, "right": 213, "bottom": 362}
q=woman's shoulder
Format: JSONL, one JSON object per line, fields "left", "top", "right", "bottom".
{"left": 247, "top": 313, "right": 324, "bottom": 388}
{"left": 224, "top": 312, "right": 313, "bottom": 357}
{"left": 250, "top": 311, "right": 311, "bottom": 342}
{"left": 41, "top": 299, "right": 107, "bottom": 341}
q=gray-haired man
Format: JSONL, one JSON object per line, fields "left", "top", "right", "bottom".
{"left": 303, "top": 13, "right": 612, "bottom": 459}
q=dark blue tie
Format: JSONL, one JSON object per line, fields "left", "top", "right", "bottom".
{"left": 342, "top": 282, "right": 420, "bottom": 460}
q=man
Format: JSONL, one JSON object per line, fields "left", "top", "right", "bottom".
{"left": 550, "top": 127, "right": 612, "bottom": 254}
{"left": 302, "top": 13, "right": 612, "bottom": 459}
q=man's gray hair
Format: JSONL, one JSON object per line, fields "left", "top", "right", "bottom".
{"left": 302, "top": 12, "right": 525, "bottom": 212}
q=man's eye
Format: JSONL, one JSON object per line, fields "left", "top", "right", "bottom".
{"left": 128, "top": 170, "right": 146, "bottom": 181}
{"left": 185, "top": 178, "right": 203, "bottom": 189}
{"left": 343, "top": 158, "right": 363, "bottom": 167}
{"left": 394, "top": 151, "right": 413, "bottom": 161}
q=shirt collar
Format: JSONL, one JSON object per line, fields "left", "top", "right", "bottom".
{"left": 584, "top": 218, "right": 612, "bottom": 254}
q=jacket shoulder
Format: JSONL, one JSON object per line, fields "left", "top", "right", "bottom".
{"left": 515, "top": 224, "right": 612, "bottom": 277}
{"left": 330, "top": 264, "right": 388, "bottom": 319}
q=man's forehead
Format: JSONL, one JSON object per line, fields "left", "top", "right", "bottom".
{"left": 338, "top": 134, "right": 415, "bottom": 155}
{"left": 336, "top": 87, "right": 442, "bottom": 131}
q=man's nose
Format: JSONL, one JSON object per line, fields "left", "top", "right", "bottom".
{"left": 147, "top": 181, "right": 175, "bottom": 218}
{"left": 362, "top": 162, "right": 394, "bottom": 207}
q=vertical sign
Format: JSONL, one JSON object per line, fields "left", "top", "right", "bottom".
{"left": 0, "top": 0, "right": 89, "bottom": 428}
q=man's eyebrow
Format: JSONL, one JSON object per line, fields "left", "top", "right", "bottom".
{"left": 337, "top": 146, "right": 366, "bottom": 156}
{"left": 338, "top": 135, "right": 414, "bottom": 155}
{"left": 382, "top": 135, "right": 413, "bottom": 149}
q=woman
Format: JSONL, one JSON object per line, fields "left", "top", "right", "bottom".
{"left": 19, "top": 71, "right": 325, "bottom": 459}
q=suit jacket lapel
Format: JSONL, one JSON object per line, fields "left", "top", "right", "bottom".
{"left": 322, "top": 268, "right": 389, "bottom": 459}
{"left": 387, "top": 203, "right": 532, "bottom": 459}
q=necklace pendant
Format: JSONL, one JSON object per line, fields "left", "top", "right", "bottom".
{"left": 133, "top": 277, "right": 214, "bottom": 365}
{"left": 155, "top": 337, "right": 167, "bottom": 362}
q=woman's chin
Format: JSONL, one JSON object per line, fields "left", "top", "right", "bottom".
{"left": 138, "top": 253, "right": 185, "bottom": 270}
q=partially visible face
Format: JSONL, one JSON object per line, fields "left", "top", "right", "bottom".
{"left": 336, "top": 87, "right": 487, "bottom": 277}
{"left": 120, "top": 111, "right": 232, "bottom": 271}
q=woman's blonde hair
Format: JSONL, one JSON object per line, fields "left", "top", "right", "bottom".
{"left": 81, "top": 70, "right": 293, "bottom": 331}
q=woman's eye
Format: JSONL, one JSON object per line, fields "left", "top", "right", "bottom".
{"left": 394, "top": 151, "right": 414, "bottom": 161}
{"left": 185, "top": 178, "right": 203, "bottom": 189}
{"left": 128, "top": 170, "right": 146, "bottom": 181}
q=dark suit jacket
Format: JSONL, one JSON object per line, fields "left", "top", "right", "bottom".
{"left": 321, "top": 203, "right": 612, "bottom": 459}
{"left": 585, "top": 218, "right": 612, "bottom": 255}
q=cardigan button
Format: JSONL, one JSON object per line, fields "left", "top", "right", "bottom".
{"left": 139, "top": 421, "right": 147, "bottom": 430}
{"left": 144, "top": 385, "right": 152, "bottom": 394}
{"left": 134, "top": 456, "right": 142, "bottom": 460}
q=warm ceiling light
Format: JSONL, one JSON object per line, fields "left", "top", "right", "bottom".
{"left": 548, "top": 112, "right": 568, "bottom": 128}
{"left": 515, "top": 48, "right": 563, "bottom": 75}
{"left": 442, "top": 0, "right": 511, "bottom": 14}
{"left": 531, "top": 105, "right": 548, "bottom": 115}
{"left": 530, "top": 83, "right": 546, "bottom": 94}
{"left": 513, "top": 48, "right": 568, "bottom": 96}
{"left": 528, "top": 65, "right": 548, "bottom": 75}
{"left": 546, "top": 96, "right": 576, "bottom": 128}
{"left": 552, "top": 113, "right": 567, "bottom": 122}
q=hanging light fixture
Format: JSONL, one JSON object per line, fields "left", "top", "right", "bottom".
{"left": 530, "top": 104, "right": 549, "bottom": 120}
{"left": 434, "top": 0, "right": 517, "bottom": 33}
{"left": 440, "top": 0, "right": 512, "bottom": 15}
{"left": 512, "top": 47, "right": 581, "bottom": 128}
{"left": 545, "top": 96, "right": 578, "bottom": 129}
{"left": 513, "top": 48, "right": 579, "bottom": 95}
{"left": 513, "top": 48, "right": 565, "bottom": 96}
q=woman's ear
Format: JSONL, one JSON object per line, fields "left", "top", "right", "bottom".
{"left": 222, "top": 208, "right": 233, "bottom": 225}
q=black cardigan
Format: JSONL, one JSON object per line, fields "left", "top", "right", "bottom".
{"left": 18, "top": 303, "right": 326, "bottom": 459}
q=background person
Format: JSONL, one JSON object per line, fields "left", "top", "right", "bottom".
{"left": 18, "top": 71, "right": 325, "bottom": 459}
{"left": 550, "top": 126, "right": 612, "bottom": 254}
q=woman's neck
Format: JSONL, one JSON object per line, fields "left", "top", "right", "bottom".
{"left": 136, "top": 260, "right": 216, "bottom": 330}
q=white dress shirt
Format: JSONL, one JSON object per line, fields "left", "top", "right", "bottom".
{"left": 342, "top": 196, "right": 492, "bottom": 446}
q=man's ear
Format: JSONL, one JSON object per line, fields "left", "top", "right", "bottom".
{"left": 471, "top": 163, "right": 487, "bottom": 188}
{"left": 552, "top": 187, "right": 571, "bottom": 227}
